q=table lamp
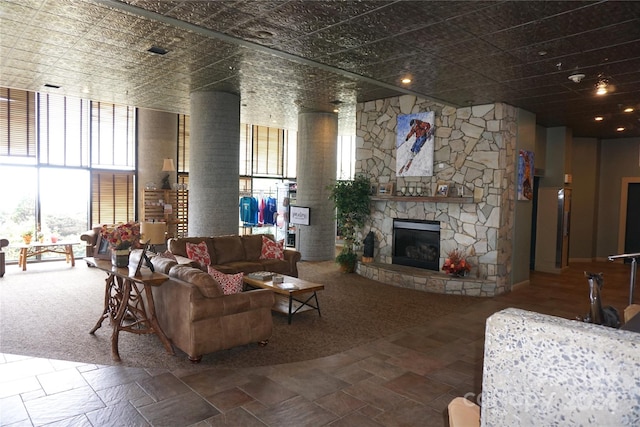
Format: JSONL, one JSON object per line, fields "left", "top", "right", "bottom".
{"left": 161, "top": 158, "right": 175, "bottom": 189}
{"left": 140, "top": 221, "right": 167, "bottom": 253}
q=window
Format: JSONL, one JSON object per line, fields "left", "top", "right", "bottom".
{"left": 38, "top": 93, "right": 89, "bottom": 167}
{"left": 337, "top": 135, "right": 355, "bottom": 180}
{"left": 91, "top": 102, "right": 135, "bottom": 169}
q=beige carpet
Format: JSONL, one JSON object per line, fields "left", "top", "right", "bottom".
{"left": 0, "top": 260, "right": 477, "bottom": 371}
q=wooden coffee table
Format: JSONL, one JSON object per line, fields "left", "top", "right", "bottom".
{"left": 243, "top": 274, "right": 324, "bottom": 324}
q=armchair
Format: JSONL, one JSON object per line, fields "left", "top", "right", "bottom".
{"left": 1, "top": 238, "right": 9, "bottom": 277}
{"left": 80, "top": 226, "right": 102, "bottom": 258}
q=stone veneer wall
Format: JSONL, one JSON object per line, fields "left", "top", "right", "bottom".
{"left": 355, "top": 95, "right": 518, "bottom": 296}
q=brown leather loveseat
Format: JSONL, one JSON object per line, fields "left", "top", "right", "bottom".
{"left": 168, "top": 234, "right": 301, "bottom": 277}
{"left": 149, "top": 256, "right": 275, "bottom": 362}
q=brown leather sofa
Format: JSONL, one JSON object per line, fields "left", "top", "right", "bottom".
{"left": 149, "top": 256, "right": 275, "bottom": 362}
{"left": 168, "top": 234, "right": 301, "bottom": 277}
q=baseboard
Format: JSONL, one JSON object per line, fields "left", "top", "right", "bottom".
{"left": 511, "top": 279, "right": 530, "bottom": 290}
{"left": 569, "top": 257, "right": 596, "bottom": 263}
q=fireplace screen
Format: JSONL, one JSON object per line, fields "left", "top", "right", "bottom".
{"left": 392, "top": 219, "right": 440, "bottom": 271}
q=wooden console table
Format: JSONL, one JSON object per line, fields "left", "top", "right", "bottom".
{"left": 86, "top": 257, "right": 174, "bottom": 361}
{"left": 16, "top": 241, "right": 80, "bottom": 271}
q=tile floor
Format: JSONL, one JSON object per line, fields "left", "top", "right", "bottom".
{"left": 0, "top": 261, "right": 634, "bottom": 426}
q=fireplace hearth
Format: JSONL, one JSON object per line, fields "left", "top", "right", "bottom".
{"left": 392, "top": 219, "right": 440, "bottom": 271}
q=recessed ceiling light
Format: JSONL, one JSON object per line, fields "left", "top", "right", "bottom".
{"left": 616, "top": 127, "right": 625, "bottom": 132}
{"left": 624, "top": 107, "right": 634, "bottom": 113}
{"left": 538, "top": 50, "right": 547, "bottom": 56}
{"left": 333, "top": 108, "right": 339, "bottom": 113}
{"left": 595, "top": 79, "right": 608, "bottom": 95}
{"left": 401, "top": 78, "right": 411, "bottom": 84}
{"left": 594, "top": 116, "right": 604, "bottom": 121}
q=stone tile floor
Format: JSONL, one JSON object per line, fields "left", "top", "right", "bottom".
{"left": 0, "top": 262, "right": 634, "bottom": 426}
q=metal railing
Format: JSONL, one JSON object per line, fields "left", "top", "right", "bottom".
{"left": 608, "top": 252, "right": 640, "bottom": 306}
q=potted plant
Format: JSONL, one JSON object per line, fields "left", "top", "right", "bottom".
{"left": 327, "top": 174, "right": 372, "bottom": 272}
{"left": 21, "top": 230, "right": 33, "bottom": 244}
{"left": 442, "top": 249, "right": 472, "bottom": 277}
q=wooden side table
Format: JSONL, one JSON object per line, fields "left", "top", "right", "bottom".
{"left": 16, "top": 242, "right": 80, "bottom": 271}
{"left": 85, "top": 257, "right": 174, "bottom": 361}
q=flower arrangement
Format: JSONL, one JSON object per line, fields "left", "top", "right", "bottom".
{"left": 100, "top": 222, "right": 140, "bottom": 250}
{"left": 442, "top": 249, "right": 471, "bottom": 276}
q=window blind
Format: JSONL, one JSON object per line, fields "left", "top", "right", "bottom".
{"left": 177, "top": 114, "right": 190, "bottom": 173}
{"left": 0, "top": 88, "right": 36, "bottom": 158}
{"left": 91, "top": 171, "right": 135, "bottom": 225}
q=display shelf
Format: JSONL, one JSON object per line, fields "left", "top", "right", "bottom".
{"left": 142, "top": 189, "right": 188, "bottom": 239}
{"left": 371, "top": 196, "right": 474, "bottom": 203}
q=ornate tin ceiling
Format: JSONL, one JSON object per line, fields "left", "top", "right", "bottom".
{"left": 1, "top": 0, "right": 639, "bottom": 138}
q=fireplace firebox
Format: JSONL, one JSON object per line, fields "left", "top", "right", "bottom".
{"left": 392, "top": 219, "right": 440, "bottom": 271}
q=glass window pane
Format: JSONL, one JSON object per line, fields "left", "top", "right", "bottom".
{"left": 0, "top": 165, "right": 37, "bottom": 261}
{"left": 39, "top": 168, "right": 89, "bottom": 259}
{"left": 38, "top": 93, "right": 89, "bottom": 167}
{"left": 91, "top": 102, "right": 135, "bottom": 169}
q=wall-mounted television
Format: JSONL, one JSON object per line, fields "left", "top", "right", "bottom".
{"left": 289, "top": 205, "right": 310, "bottom": 226}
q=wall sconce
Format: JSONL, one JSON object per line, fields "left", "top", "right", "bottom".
{"left": 161, "top": 158, "right": 175, "bottom": 189}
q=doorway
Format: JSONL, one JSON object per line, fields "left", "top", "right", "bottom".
{"left": 618, "top": 178, "right": 640, "bottom": 258}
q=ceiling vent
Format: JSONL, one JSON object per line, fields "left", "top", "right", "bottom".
{"left": 147, "top": 46, "right": 168, "bottom": 55}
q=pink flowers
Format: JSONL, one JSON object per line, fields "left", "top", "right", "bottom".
{"left": 442, "top": 249, "right": 471, "bottom": 276}
{"left": 100, "top": 222, "right": 140, "bottom": 250}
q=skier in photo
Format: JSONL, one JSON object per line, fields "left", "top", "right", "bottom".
{"left": 399, "top": 118, "right": 434, "bottom": 175}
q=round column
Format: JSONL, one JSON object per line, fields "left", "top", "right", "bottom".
{"left": 296, "top": 112, "right": 338, "bottom": 261}
{"left": 189, "top": 91, "right": 240, "bottom": 236}
{"left": 137, "top": 108, "right": 177, "bottom": 190}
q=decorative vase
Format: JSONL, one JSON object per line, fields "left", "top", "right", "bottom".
{"left": 23, "top": 236, "right": 32, "bottom": 245}
{"left": 111, "top": 249, "right": 130, "bottom": 268}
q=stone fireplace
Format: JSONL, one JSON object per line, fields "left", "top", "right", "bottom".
{"left": 353, "top": 95, "right": 519, "bottom": 297}
{"left": 392, "top": 219, "right": 439, "bottom": 271}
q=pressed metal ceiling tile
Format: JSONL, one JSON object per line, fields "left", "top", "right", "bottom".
{"left": 318, "top": 39, "right": 415, "bottom": 75}
{"left": 254, "top": 0, "right": 392, "bottom": 35}
{"left": 404, "top": 21, "right": 476, "bottom": 52}
{"left": 0, "top": 0, "right": 637, "bottom": 137}
{"left": 432, "top": 38, "right": 504, "bottom": 62}
{"left": 39, "top": 0, "right": 107, "bottom": 22}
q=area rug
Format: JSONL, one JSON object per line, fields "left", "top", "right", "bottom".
{"left": 0, "top": 260, "right": 477, "bottom": 371}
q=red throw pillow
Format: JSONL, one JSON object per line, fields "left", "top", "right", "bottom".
{"left": 208, "top": 267, "right": 244, "bottom": 295}
{"left": 185, "top": 241, "right": 211, "bottom": 268}
{"left": 259, "top": 235, "right": 284, "bottom": 260}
